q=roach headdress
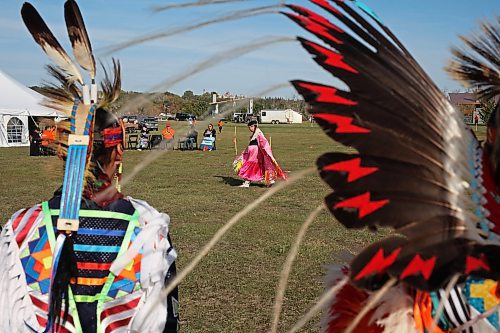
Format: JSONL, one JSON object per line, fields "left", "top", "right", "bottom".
{"left": 284, "top": 0, "right": 499, "bottom": 292}
{"left": 21, "top": 1, "right": 123, "bottom": 329}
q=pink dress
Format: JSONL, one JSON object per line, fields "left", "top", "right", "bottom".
{"left": 233, "top": 129, "right": 287, "bottom": 184}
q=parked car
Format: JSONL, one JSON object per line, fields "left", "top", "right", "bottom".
{"left": 159, "top": 113, "right": 176, "bottom": 121}
{"left": 232, "top": 113, "right": 255, "bottom": 123}
{"left": 142, "top": 117, "right": 159, "bottom": 131}
{"left": 124, "top": 123, "right": 139, "bottom": 133}
{"left": 122, "top": 115, "right": 138, "bottom": 124}
{"left": 175, "top": 113, "right": 196, "bottom": 121}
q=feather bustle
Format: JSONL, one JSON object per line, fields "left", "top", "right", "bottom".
{"left": 447, "top": 18, "right": 500, "bottom": 100}
{"left": 286, "top": 0, "right": 497, "bottom": 291}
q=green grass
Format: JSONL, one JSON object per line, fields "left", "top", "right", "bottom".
{"left": 0, "top": 121, "right": 485, "bottom": 332}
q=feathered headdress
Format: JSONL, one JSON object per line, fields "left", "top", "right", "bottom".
{"left": 448, "top": 18, "right": 500, "bottom": 101}
{"left": 448, "top": 18, "right": 500, "bottom": 187}
{"left": 284, "top": 0, "right": 499, "bottom": 295}
{"left": 21, "top": 1, "right": 122, "bottom": 328}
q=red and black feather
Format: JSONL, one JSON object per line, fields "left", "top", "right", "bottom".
{"left": 285, "top": 0, "right": 498, "bottom": 291}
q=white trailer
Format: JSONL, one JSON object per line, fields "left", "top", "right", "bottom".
{"left": 259, "top": 109, "right": 303, "bottom": 124}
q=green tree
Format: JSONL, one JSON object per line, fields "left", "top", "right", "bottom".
{"left": 182, "top": 90, "right": 194, "bottom": 100}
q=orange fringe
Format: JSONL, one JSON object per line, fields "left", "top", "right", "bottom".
{"left": 413, "top": 291, "right": 446, "bottom": 333}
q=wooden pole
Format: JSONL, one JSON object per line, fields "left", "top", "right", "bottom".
{"left": 269, "top": 136, "right": 272, "bottom": 148}
{"left": 234, "top": 126, "right": 238, "bottom": 156}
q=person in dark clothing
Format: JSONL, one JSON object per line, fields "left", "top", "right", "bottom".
{"left": 200, "top": 124, "right": 217, "bottom": 151}
{"left": 29, "top": 126, "right": 42, "bottom": 156}
{"left": 203, "top": 123, "right": 217, "bottom": 138}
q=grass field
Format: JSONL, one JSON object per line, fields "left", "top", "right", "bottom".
{"left": 0, "top": 121, "right": 487, "bottom": 332}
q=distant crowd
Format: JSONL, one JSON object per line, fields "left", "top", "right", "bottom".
{"left": 128, "top": 119, "right": 224, "bottom": 152}
{"left": 28, "top": 118, "right": 226, "bottom": 155}
{"left": 29, "top": 125, "right": 56, "bottom": 156}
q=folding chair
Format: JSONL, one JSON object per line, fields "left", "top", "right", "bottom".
{"left": 148, "top": 135, "right": 162, "bottom": 149}
{"left": 127, "top": 134, "right": 138, "bottom": 150}
{"left": 191, "top": 136, "right": 198, "bottom": 150}
{"left": 177, "top": 138, "right": 187, "bottom": 150}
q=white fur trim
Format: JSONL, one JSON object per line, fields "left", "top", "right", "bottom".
{"left": 0, "top": 209, "right": 44, "bottom": 332}
{"left": 123, "top": 197, "right": 177, "bottom": 332}
{"left": 371, "top": 285, "right": 419, "bottom": 333}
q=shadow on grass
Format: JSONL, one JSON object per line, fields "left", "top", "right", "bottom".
{"left": 214, "top": 175, "right": 267, "bottom": 188}
{"left": 214, "top": 175, "right": 243, "bottom": 186}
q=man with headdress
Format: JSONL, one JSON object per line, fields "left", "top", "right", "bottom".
{"left": 0, "top": 1, "right": 179, "bottom": 332}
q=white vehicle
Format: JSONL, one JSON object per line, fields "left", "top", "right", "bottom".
{"left": 258, "top": 109, "right": 303, "bottom": 124}
{"left": 232, "top": 112, "right": 253, "bottom": 123}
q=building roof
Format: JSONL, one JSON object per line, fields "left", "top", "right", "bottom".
{"left": 448, "top": 92, "right": 479, "bottom": 105}
{"left": 0, "top": 70, "right": 60, "bottom": 117}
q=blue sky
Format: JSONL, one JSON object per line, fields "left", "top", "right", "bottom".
{"left": 0, "top": 0, "right": 497, "bottom": 98}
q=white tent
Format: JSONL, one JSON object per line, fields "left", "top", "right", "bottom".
{"left": 0, "top": 70, "right": 60, "bottom": 147}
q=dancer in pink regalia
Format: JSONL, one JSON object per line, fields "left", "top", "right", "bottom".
{"left": 233, "top": 120, "right": 287, "bottom": 187}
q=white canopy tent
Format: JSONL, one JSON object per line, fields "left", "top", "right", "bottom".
{"left": 0, "top": 70, "right": 61, "bottom": 147}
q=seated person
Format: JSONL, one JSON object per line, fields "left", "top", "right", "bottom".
{"left": 203, "top": 124, "right": 216, "bottom": 139}
{"left": 161, "top": 123, "right": 175, "bottom": 150}
{"left": 137, "top": 123, "right": 149, "bottom": 151}
{"left": 186, "top": 126, "right": 198, "bottom": 150}
{"left": 199, "top": 124, "right": 216, "bottom": 151}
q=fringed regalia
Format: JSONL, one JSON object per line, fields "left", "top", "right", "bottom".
{"left": 284, "top": 1, "right": 499, "bottom": 332}
{"left": 0, "top": 1, "right": 179, "bottom": 332}
{"left": 234, "top": 127, "right": 287, "bottom": 185}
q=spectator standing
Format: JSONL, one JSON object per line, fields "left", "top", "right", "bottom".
{"left": 40, "top": 126, "right": 52, "bottom": 155}
{"left": 29, "top": 127, "right": 42, "bottom": 156}
{"left": 218, "top": 119, "right": 224, "bottom": 133}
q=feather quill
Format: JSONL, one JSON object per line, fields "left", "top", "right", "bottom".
{"left": 21, "top": 2, "right": 83, "bottom": 85}
{"left": 64, "top": 0, "right": 96, "bottom": 79}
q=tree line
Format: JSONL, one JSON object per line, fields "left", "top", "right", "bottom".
{"left": 31, "top": 87, "right": 308, "bottom": 118}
